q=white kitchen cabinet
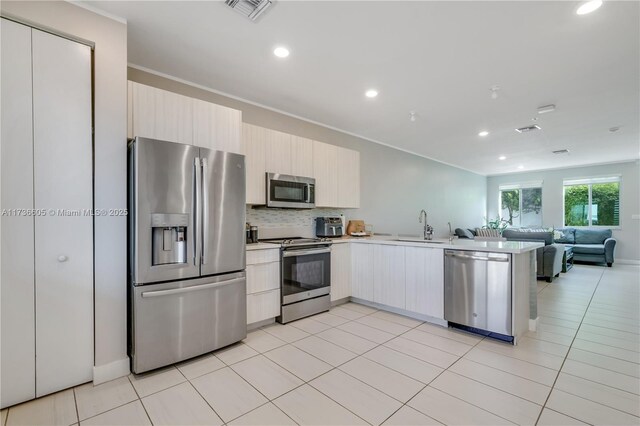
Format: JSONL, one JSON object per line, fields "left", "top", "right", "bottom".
{"left": 242, "top": 123, "right": 267, "bottom": 205}
{"left": 313, "top": 141, "right": 339, "bottom": 207}
{"left": 291, "top": 135, "right": 314, "bottom": 178}
{"left": 405, "top": 247, "right": 444, "bottom": 319}
{"left": 130, "top": 81, "right": 193, "bottom": 144}
{"left": 1, "top": 20, "right": 93, "bottom": 408}
{"left": 192, "top": 98, "right": 242, "bottom": 154}
{"left": 265, "top": 128, "right": 292, "bottom": 175}
{"left": 331, "top": 243, "right": 352, "bottom": 301}
{"left": 247, "top": 262, "right": 280, "bottom": 294}
{"left": 337, "top": 147, "right": 360, "bottom": 208}
{"left": 351, "top": 244, "right": 374, "bottom": 301}
{"left": 373, "top": 245, "right": 406, "bottom": 309}
{"left": 247, "top": 290, "right": 281, "bottom": 325}
{"left": 246, "top": 248, "right": 281, "bottom": 325}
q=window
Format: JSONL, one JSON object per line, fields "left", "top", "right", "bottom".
{"left": 564, "top": 176, "right": 620, "bottom": 227}
{"left": 499, "top": 182, "right": 543, "bottom": 228}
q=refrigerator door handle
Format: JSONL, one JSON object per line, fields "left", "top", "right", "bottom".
{"left": 201, "top": 159, "right": 209, "bottom": 265}
{"left": 193, "top": 157, "right": 202, "bottom": 266}
{"left": 140, "top": 277, "right": 245, "bottom": 298}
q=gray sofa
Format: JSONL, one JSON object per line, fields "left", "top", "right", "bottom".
{"left": 502, "top": 229, "right": 564, "bottom": 282}
{"left": 555, "top": 228, "right": 616, "bottom": 267}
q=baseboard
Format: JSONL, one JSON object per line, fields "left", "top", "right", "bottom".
{"left": 616, "top": 259, "right": 640, "bottom": 265}
{"left": 248, "top": 317, "right": 275, "bottom": 331}
{"left": 349, "top": 297, "right": 448, "bottom": 327}
{"left": 93, "top": 357, "right": 130, "bottom": 385}
{"left": 331, "top": 297, "right": 350, "bottom": 307}
{"left": 529, "top": 317, "right": 539, "bottom": 332}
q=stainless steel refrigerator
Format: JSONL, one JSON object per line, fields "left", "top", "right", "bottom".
{"left": 128, "top": 137, "right": 247, "bottom": 374}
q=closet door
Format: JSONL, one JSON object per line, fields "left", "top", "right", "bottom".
{"left": 32, "top": 29, "right": 93, "bottom": 396}
{"left": 0, "top": 18, "right": 36, "bottom": 409}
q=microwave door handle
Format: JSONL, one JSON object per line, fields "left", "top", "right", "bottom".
{"left": 201, "top": 159, "right": 209, "bottom": 265}
{"left": 304, "top": 184, "right": 310, "bottom": 203}
{"left": 193, "top": 157, "right": 201, "bottom": 266}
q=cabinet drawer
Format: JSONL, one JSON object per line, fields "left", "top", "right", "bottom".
{"left": 247, "top": 289, "right": 280, "bottom": 324}
{"left": 247, "top": 262, "right": 280, "bottom": 294}
{"left": 247, "top": 249, "right": 280, "bottom": 265}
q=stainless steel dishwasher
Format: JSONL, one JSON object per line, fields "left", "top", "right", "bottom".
{"left": 444, "top": 250, "right": 512, "bottom": 336}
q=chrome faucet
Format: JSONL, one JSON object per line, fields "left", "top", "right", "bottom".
{"left": 419, "top": 209, "right": 434, "bottom": 240}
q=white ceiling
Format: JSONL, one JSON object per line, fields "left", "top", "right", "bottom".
{"left": 87, "top": 0, "right": 639, "bottom": 175}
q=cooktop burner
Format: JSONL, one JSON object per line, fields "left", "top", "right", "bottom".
{"left": 260, "top": 236, "right": 332, "bottom": 247}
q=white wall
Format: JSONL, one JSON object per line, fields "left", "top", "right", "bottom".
{"left": 129, "top": 68, "right": 488, "bottom": 238}
{"left": 1, "top": 1, "right": 129, "bottom": 382}
{"left": 487, "top": 161, "right": 640, "bottom": 262}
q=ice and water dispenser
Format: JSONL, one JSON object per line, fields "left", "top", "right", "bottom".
{"left": 151, "top": 213, "right": 188, "bottom": 266}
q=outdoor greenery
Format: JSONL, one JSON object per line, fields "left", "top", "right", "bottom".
{"left": 500, "top": 188, "right": 542, "bottom": 226}
{"left": 564, "top": 182, "right": 620, "bottom": 226}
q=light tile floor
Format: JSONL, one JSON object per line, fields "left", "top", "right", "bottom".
{"left": 3, "top": 264, "right": 639, "bottom": 425}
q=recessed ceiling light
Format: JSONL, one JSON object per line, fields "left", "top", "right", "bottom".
{"left": 365, "top": 89, "right": 378, "bottom": 98}
{"left": 478, "top": 131, "right": 489, "bottom": 137}
{"left": 273, "top": 47, "right": 290, "bottom": 58}
{"left": 576, "top": 0, "right": 603, "bottom": 15}
{"left": 499, "top": 156, "right": 507, "bottom": 160}
{"left": 518, "top": 165, "right": 525, "bottom": 170}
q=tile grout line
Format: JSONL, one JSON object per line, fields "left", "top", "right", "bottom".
{"left": 72, "top": 388, "right": 80, "bottom": 425}
{"left": 534, "top": 268, "right": 606, "bottom": 425}
{"left": 126, "top": 373, "right": 153, "bottom": 425}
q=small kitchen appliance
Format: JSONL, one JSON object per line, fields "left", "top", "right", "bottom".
{"left": 266, "top": 173, "right": 315, "bottom": 209}
{"left": 315, "top": 217, "right": 344, "bottom": 238}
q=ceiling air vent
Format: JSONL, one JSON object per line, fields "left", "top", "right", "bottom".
{"left": 225, "top": 0, "right": 273, "bottom": 21}
{"left": 552, "top": 149, "right": 570, "bottom": 154}
{"left": 515, "top": 124, "right": 541, "bottom": 133}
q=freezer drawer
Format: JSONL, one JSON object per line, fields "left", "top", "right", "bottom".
{"left": 130, "top": 272, "right": 246, "bottom": 373}
{"left": 444, "top": 250, "right": 512, "bottom": 336}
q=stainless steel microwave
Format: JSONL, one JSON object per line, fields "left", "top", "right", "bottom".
{"left": 266, "top": 173, "right": 315, "bottom": 209}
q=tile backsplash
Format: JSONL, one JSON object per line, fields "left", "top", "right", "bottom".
{"left": 246, "top": 206, "right": 345, "bottom": 237}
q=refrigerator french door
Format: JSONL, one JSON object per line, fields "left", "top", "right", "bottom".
{"left": 129, "top": 137, "right": 246, "bottom": 373}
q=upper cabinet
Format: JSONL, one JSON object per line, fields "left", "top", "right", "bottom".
{"left": 291, "top": 135, "right": 314, "bottom": 178}
{"left": 243, "top": 123, "right": 267, "bottom": 205}
{"left": 242, "top": 122, "right": 360, "bottom": 208}
{"left": 265, "top": 129, "right": 292, "bottom": 175}
{"left": 129, "top": 82, "right": 193, "bottom": 145}
{"left": 337, "top": 147, "right": 360, "bottom": 208}
{"left": 192, "top": 98, "right": 242, "bottom": 153}
{"left": 313, "top": 141, "right": 338, "bottom": 207}
{"left": 128, "top": 82, "right": 242, "bottom": 154}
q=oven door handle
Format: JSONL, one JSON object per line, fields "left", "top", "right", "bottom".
{"left": 283, "top": 248, "right": 331, "bottom": 257}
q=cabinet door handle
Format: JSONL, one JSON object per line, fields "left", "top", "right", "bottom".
{"left": 58, "top": 255, "right": 68, "bottom": 262}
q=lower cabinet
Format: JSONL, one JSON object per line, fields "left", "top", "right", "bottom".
{"left": 331, "top": 243, "right": 351, "bottom": 301}
{"left": 373, "top": 245, "right": 406, "bottom": 309}
{"left": 351, "top": 243, "right": 374, "bottom": 300}
{"left": 247, "top": 290, "right": 280, "bottom": 325}
{"left": 246, "top": 249, "right": 281, "bottom": 325}
{"left": 405, "top": 247, "right": 444, "bottom": 319}
{"left": 350, "top": 243, "right": 445, "bottom": 320}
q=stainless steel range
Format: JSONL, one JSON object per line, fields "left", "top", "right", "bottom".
{"left": 261, "top": 237, "right": 332, "bottom": 323}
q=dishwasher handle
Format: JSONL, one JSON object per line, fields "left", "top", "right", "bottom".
{"left": 445, "top": 252, "right": 510, "bottom": 262}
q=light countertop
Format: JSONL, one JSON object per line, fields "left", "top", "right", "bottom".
{"left": 328, "top": 235, "right": 542, "bottom": 254}
{"left": 246, "top": 235, "right": 542, "bottom": 254}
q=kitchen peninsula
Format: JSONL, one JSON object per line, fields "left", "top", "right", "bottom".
{"left": 248, "top": 235, "right": 543, "bottom": 343}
